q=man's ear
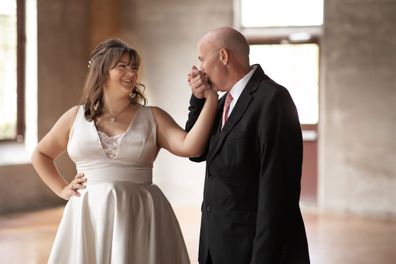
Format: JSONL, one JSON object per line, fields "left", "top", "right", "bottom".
{"left": 219, "top": 48, "right": 229, "bottom": 65}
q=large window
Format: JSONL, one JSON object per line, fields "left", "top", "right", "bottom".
{"left": 250, "top": 43, "right": 319, "bottom": 124}
{"left": 236, "top": 0, "right": 323, "bottom": 125}
{"left": 0, "top": 0, "right": 24, "bottom": 141}
{"left": 240, "top": 0, "right": 323, "bottom": 27}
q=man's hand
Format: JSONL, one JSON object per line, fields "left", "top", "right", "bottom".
{"left": 188, "top": 66, "right": 211, "bottom": 99}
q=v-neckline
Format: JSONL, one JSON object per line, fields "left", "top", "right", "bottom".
{"left": 92, "top": 105, "right": 142, "bottom": 159}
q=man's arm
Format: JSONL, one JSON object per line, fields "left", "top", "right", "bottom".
{"left": 185, "top": 66, "right": 212, "bottom": 161}
{"left": 185, "top": 94, "right": 208, "bottom": 161}
{"left": 251, "top": 90, "right": 303, "bottom": 263}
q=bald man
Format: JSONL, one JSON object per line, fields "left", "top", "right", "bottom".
{"left": 186, "top": 27, "right": 310, "bottom": 264}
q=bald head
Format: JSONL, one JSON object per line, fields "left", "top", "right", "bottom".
{"left": 198, "top": 27, "right": 250, "bottom": 63}
{"left": 196, "top": 27, "right": 251, "bottom": 92}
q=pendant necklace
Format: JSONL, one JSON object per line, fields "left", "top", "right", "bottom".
{"left": 104, "top": 103, "right": 131, "bottom": 122}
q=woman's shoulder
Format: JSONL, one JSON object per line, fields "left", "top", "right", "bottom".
{"left": 44, "top": 105, "right": 82, "bottom": 140}
{"left": 148, "top": 106, "right": 178, "bottom": 130}
{"left": 64, "top": 105, "right": 82, "bottom": 119}
{"left": 68, "top": 105, "right": 82, "bottom": 113}
{"left": 57, "top": 105, "right": 82, "bottom": 128}
{"left": 148, "top": 105, "right": 169, "bottom": 119}
{"left": 149, "top": 105, "right": 161, "bottom": 114}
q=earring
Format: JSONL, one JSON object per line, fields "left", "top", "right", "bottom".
{"left": 129, "top": 91, "right": 137, "bottom": 100}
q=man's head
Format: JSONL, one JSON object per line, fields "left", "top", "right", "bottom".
{"left": 197, "top": 27, "right": 251, "bottom": 92}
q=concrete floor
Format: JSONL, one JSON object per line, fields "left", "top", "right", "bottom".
{"left": 0, "top": 206, "right": 395, "bottom": 264}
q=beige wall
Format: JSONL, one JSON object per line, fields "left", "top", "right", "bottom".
{"left": 90, "top": 0, "right": 121, "bottom": 50}
{"left": 319, "top": 0, "right": 396, "bottom": 216}
{"left": 117, "top": 0, "right": 233, "bottom": 206}
{"left": 0, "top": 0, "right": 90, "bottom": 213}
{"left": 0, "top": 0, "right": 232, "bottom": 213}
{"left": 1, "top": 0, "right": 396, "bottom": 218}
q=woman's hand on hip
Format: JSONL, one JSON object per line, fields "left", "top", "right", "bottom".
{"left": 59, "top": 172, "right": 87, "bottom": 200}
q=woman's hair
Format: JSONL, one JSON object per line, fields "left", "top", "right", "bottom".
{"left": 80, "top": 38, "right": 147, "bottom": 121}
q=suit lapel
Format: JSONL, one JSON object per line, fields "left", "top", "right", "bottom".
{"left": 207, "top": 66, "right": 264, "bottom": 163}
{"left": 208, "top": 97, "right": 225, "bottom": 147}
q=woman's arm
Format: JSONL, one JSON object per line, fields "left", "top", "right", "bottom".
{"left": 31, "top": 106, "right": 85, "bottom": 200}
{"left": 152, "top": 89, "right": 218, "bottom": 157}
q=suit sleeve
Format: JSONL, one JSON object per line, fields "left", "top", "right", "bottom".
{"left": 185, "top": 94, "right": 209, "bottom": 162}
{"left": 251, "top": 90, "right": 303, "bottom": 263}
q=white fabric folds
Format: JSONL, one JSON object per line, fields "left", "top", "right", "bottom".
{"left": 48, "top": 106, "right": 190, "bottom": 264}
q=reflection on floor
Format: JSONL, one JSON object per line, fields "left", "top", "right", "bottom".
{"left": 0, "top": 206, "right": 396, "bottom": 264}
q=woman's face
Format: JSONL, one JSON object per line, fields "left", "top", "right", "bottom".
{"left": 104, "top": 53, "right": 138, "bottom": 98}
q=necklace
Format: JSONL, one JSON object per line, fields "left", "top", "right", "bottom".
{"left": 104, "top": 103, "right": 131, "bottom": 122}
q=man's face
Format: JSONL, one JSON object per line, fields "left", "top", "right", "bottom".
{"left": 197, "top": 42, "right": 225, "bottom": 92}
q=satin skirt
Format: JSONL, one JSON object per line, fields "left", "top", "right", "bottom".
{"left": 48, "top": 170, "right": 190, "bottom": 264}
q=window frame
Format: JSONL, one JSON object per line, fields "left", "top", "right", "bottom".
{"left": 234, "top": 0, "right": 322, "bottom": 125}
{"left": 1, "top": 0, "right": 25, "bottom": 142}
{"left": 16, "top": 0, "right": 25, "bottom": 142}
{"left": 234, "top": 0, "right": 322, "bottom": 43}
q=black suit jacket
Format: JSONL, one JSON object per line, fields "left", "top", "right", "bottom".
{"left": 186, "top": 65, "right": 310, "bottom": 264}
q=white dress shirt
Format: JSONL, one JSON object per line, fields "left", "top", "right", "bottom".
{"left": 226, "top": 65, "right": 258, "bottom": 118}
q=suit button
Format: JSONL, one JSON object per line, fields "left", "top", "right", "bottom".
{"left": 208, "top": 175, "right": 213, "bottom": 181}
{"left": 206, "top": 205, "right": 211, "bottom": 212}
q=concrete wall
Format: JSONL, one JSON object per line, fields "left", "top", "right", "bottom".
{"left": 0, "top": 0, "right": 232, "bottom": 213}
{"left": 116, "top": 0, "right": 233, "bottom": 206}
{"left": 1, "top": 0, "right": 396, "bottom": 218}
{"left": 0, "top": 0, "right": 89, "bottom": 213}
{"left": 122, "top": 0, "right": 396, "bottom": 216}
{"left": 319, "top": 0, "right": 396, "bottom": 216}
{"left": 90, "top": 0, "right": 121, "bottom": 49}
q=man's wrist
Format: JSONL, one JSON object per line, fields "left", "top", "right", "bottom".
{"left": 189, "top": 94, "right": 206, "bottom": 108}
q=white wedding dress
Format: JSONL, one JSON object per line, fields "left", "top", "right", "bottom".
{"left": 48, "top": 105, "right": 190, "bottom": 264}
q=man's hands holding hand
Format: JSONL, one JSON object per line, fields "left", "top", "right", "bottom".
{"left": 187, "top": 66, "right": 214, "bottom": 99}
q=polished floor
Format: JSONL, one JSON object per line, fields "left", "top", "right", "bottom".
{"left": 0, "top": 206, "right": 395, "bottom": 264}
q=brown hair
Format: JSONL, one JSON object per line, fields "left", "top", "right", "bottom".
{"left": 80, "top": 38, "right": 147, "bottom": 121}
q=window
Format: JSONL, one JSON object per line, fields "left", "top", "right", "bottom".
{"left": 236, "top": 0, "right": 323, "bottom": 124}
{"left": 0, "top": 0, "right": 24, "bottom": 141}
{"left": 240, "top": 0, "right": 323, "bottom": 27}
{"left": 250, "top": 43, "right": 319, "bottom": 124}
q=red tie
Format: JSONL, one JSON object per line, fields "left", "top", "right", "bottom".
{"left": 222, "top": 93, "right": 233, "bottom": 129}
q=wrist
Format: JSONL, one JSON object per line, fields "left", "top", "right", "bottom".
{"left": 204, "top": 90, "right": 218, "bottom": 101}
{"left": 190, "top": 94, "right": 206, "bottom": 106}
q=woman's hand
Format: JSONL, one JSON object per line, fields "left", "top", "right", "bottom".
{"left": 188, "top": 66, "right": 211, "bottom": 99}
{"left": 59, "top": 173, "right": 87, "bottom": 200}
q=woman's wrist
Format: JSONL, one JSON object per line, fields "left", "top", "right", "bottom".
{"left": 203, "top": 89, "right": 218, "bottom": 101}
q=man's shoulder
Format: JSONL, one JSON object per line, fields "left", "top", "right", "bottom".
{"left": 248, "top": 78, "right": 295, "bottom": 115}
{"left": 254, "top": 77, "right": 287, "bottom": 98}
{"left": 248, "top": 67, "right": 284, "bottom": 94}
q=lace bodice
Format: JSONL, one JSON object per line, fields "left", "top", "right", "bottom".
{"left": 97, "top": 131, "right": 125, "bottom": 159}
{"left": 67, "top": 105, "right": 157, "bottom": 172}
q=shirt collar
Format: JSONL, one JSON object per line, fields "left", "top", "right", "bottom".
{"left": 229, "top": 65, "right": 258, "bottom": 100}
